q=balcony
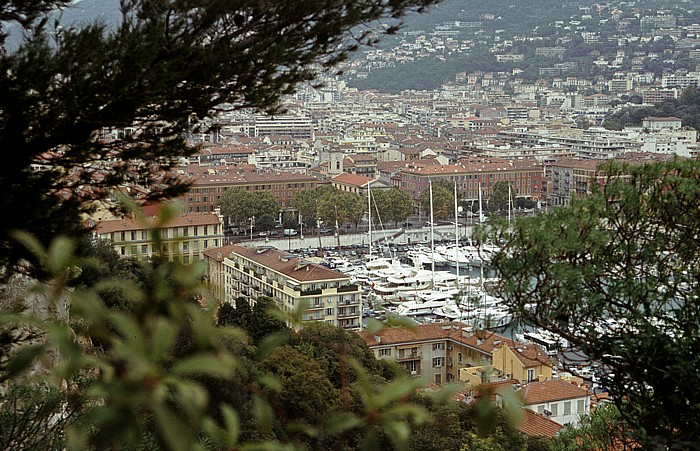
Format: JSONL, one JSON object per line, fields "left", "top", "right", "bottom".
{"left": 396, "top": 351, "right": 422, "bottom": 361}
{"left": 337, "top": 309, "right": 359, "bottom": 319}
{"left": 300, "top": 288, "right": 322, "bottom": 296}
{"left": 337, "top": 284, "right": 360, "bottom": 293}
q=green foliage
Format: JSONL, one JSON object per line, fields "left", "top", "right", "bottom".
{"left": 551, "top": 403, "right": 638, "bottom": 451}
{"left": 296, "top": 186, "right": 366, "bottom": 230}
{"left": 481, "top": 159, "right": 700, "bottom": 449}
{"left": 606, "top": 86, "right": 700, "bottom": 131}
{"left": 487, "top": 181, "right": 512, "bottom": 214}
{"left": 219, "top": 188, "right": 279, "bottom": 231}
{"left": 259, "top": 345, "right": 342, "bottom": 427}
{"left": 373, "top": 189, "right": 415, "bottom": 226}
{"left": 0, "top": 382, "right": 80, "bottom": 450}
{"left": 217, "top": 296, "right": 290, "bottom": 347}
{"left": 71, "top": 236, "right": 153, "bottom": 311}
{"left": 419, "top": 179, "right": 459, "bottom": 220}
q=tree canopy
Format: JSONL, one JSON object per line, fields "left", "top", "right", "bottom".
{"left": 481, "top": 158, "right": 700, "bottom": 449}
{"left": 373, "top": 188, "right": 415, "bottom": 227}
{"left": 419, "top": 179, "right": 459, "bottom": 221}
{"left": 0, "top": 0, "right": 442, "bottom": 276}
{"left": 219, "top": 188, "right": 279, "bottom": 231}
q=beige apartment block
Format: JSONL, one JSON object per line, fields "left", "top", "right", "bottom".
{"left": 92, "top": 212, "right": 224, "bottom": 263}
{"left": 204, "top": 245, "right": 363, "bottom": 330}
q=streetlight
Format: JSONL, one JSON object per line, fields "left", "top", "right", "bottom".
{"left": 249, "top": 216, "right": 255, "bottom": 240}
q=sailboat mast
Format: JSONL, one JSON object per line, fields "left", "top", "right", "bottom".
{"left": 508, "top": 183, "right": 512, "bottom": 224}
{"left": 368, "top": 181, "right": 372, "bottom": 262}
{"left": 429, "top": 180, "right": 435, "bottom": 288}
{"left": 454, "top": 180, "right": 459, "bottom": 285}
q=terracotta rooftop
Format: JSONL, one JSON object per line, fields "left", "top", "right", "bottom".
{"left": 521, "top": 380, "right": 589, "bottom": 405}
{"left": 94, "top": 213, "right": 221, "bottom": 235}
{"left": 509, "top": 343, "right": 552, "bottom": 368}
{"left": 517, "top": 408, "right": 564, "bottom": 438}
{"left": 331, "top": 172, "right": 376, "bottom": 187}
{"left": 219, "top": 245, "right": 350, "bottom": 283}
{"left": 358, "top": 323, "right": 519, "bottom": 356}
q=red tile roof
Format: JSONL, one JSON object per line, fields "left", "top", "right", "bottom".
{"left": 331, "top": 172, "right": 376, "bottom": 187}
{"left": 94, "top": 213, "right": 221, "bottom": 234}
{"left": 217, "top": 245, "right": 350, "bottom": 283}
{"left": 517, "top": 408, "right": 564, "bottom": 438}
{"left": 509, "top": 343, "right": 552, "bottom": 368}
{"left": 521, "top": 380, "right": 589, "bottom": 405}
{"left": 358, "top": 323, "right": 519, "bottom": 356}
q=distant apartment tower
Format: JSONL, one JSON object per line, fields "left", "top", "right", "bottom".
{"left": 397, "top": 158, "right": 544, "bottom": 204}
{"left": 661, "top": 74, "right": 699, "bottom": 89}
{"left": 534, "top": 47, "right": 566, "bottom": 59}
{"left": 253, "top": 115, "right": 315, "bottom": 140}
{"left": 640, "top": 15, "right": 677, "bottom": 29}
{"left": 642, "top": 116, "right": 683, "bottom": 131}
{"left": 608, "top": 78, "right": 633, "bottom": 93}
{"left": 642, "top": 88, "right": 680, "bottom": 104}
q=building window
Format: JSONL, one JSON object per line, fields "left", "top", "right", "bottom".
{"left": 527, "top": 368, "right": 535, "bottom": 382}
{"left": 551, "top": 403, "right": 558, "bottom": 417}
{"left": 458, "top": 352, "right": 462, "bottom": 363}
{"left": 435, "top": 373, "right": 442, "bottom": 385}
{"left": 325, "top": 308, "right": 334, "bottom": 316}
{"left": 183, "top": 242, "right": 189, "bottom": 252}
{"left": 564, "top": 401, "right": 571, "bottom": 415}
{"left": 141, "top": 244, "right": 148, "bottom": 254}
{"left": 577, "top": 399, "right": 585, "bottom": 413}
{"left": 183, "top": 227, "right": 188, "bottom": 237}
{"left": 432, "top": 343, "right": 445, "bottom": 351}
{"left": 432, "top": 357, "right": 444, "bottom": 367}
{"left": 378, "top": 348, "right": 391, "bottom": 357}
{"left": 537, "top": 405, "right": 544, "bottom": 415}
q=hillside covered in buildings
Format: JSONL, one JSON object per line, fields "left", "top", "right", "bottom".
{"left": 2, "top": 0, "right": 700, "bottom": 449}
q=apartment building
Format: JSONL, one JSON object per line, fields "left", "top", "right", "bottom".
{"left": 548, "top": 152, "right": 674, "bottom": 206}
{"left": 92, "top": 212, "right": 224, "bottom": 263}
{"left": 204, "top": 245, "right": 363, "bottom": 330}
{"left": 397, "top": 157, "right": 544, "bottom": 204}
{"left": 175, "top": 164, "right": 319, "bottom": 213}
{"left": 359, "top": 322, "right": 524, "bottom": 385}
{"left": 521, "top": 380, "right": 591, "bottom": 427}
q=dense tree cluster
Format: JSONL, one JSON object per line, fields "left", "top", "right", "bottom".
{"left": 605, "top": 87, "right": 700, "bottom": 131}
{"left": 418, "top": 179, "right": 460, "bottom": 221}
{"left": 219, "top": 188, "right": 279, "bottom": 232}
{"left": 481, "top": 159, "right": 700, "bottom": 449}
{"left": 0, "top": 235, "right": 552, "bottom": 449}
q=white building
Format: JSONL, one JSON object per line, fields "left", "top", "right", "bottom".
{"left": 520, "top": 380, "right": 591, "bottom": 426}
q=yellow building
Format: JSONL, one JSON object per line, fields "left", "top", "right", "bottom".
{"left": 492, "top": 343, "right": 553, "bottom": 384}
{"left": 92, "top": 212, "right": 224, "bottom": 263}
{"left": 203, "top": 245, "right": 363, "bottom": 330}
{"left": 359, "top": 323, "right": 523, "bottom": 385}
